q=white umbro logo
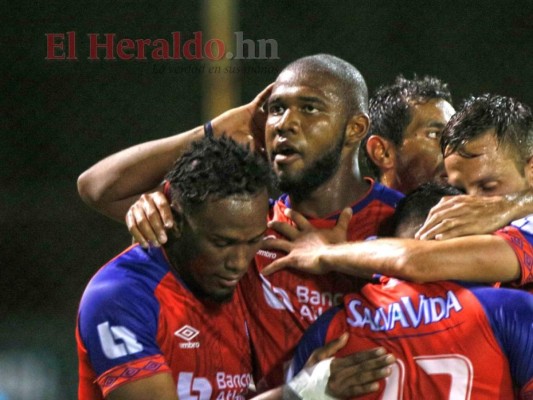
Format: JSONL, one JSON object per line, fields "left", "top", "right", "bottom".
{"left": 175, "top": 325, "right": 201, "bottom": 349}
{"left": 175, "top": 325, "right": 199, "bottom": 341}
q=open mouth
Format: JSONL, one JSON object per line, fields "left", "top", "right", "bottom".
{"left": 273, "top": 143, "right": 300, "bottom": 164}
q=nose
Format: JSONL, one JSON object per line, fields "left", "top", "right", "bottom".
{"left": 274, "top": 108, "right": 299, "bottom": 135}
{"left": 226, "top": 244, "right": 254, "bottom": 274}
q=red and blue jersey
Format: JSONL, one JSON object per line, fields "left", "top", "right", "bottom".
{"left": 239, "top": 179, "right": 403, "bottom": 389}
{"left": 494, "top": 216, "right": 533, "bottom": 289}
{"left": 77, "top": 245, "right": 253, "bottom": 400}
{"left": 291, "top": 279, "right": 533, "bottom": 399}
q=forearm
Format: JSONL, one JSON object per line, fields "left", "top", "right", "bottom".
{"left": 77, "top": 126, "right": 204, "bottom": 221}
{"left": 320, "top": 236, "right": 520, "bottom": 283}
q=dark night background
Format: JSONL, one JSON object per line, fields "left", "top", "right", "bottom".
{"left": 2, "top": 1, "right": 532, "bottom": 398}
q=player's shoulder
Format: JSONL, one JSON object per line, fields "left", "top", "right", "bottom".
{"left": 367, "top": 179, "right": 404, "bottom": 207}
{"left": 80, "top": 245, "right": 171, "bottom": 313}
{"left": 458, "top": 282, "right": 533, "bottom": 319}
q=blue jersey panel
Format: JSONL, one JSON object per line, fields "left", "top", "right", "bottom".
{"left": 78, "top": 245, "right": 170, "bottom": 376}
{"left": 288, "top": 306, "right": 341, "bottom": 380}
{"left": 469, "top": 285, "right": 533, "bottom": 387}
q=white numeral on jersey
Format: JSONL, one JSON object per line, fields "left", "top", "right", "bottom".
{"left": 177, "top": 372, "right": 212, "bottom": 400}
{"left": 383, "top": 354, "right": 473, "bottom": 400}
{"left": 97, "top": 321, "right": 143, "bottom": 359}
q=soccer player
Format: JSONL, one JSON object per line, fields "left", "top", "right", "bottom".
{"left": 289, "top": 183, "right": 533, "bottom": 399}
{"left": 77, "top": 54, "right": 402, "bottom": 391}
{"left": 362, "top": 75, "right": 455, "bottom": 194}
{"left": 77, "top": 136, "right": 272, "bottom": 400}
{"left": 262, "top": 94, "right": 533, "bottom": 289}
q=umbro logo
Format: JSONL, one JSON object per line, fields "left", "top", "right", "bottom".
{"left": 175, "top": 325, "right": 200, "bottom": 349}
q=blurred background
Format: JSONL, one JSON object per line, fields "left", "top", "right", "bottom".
{"left": 3, "top": 1, "right": 532, "bottom": 398}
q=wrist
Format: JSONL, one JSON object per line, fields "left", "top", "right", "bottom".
{"left": 318, "top": 246, "right": 335, "bottom": 273}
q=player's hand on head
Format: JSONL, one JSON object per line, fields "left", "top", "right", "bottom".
{"left": 211, "top": 83, "right": 273, "bottom": 156}
{"left": 126, "top": 191, "right": 173, "bottom": 248}
{"left": 415, "top": 194, "right": 509, "bottom": 240}
{"left": 326, "top": 348, "right": 395, "bottom": 398}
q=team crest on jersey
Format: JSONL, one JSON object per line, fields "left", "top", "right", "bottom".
{"left": 175, "top": 325, "right": 200, "bottom": 349}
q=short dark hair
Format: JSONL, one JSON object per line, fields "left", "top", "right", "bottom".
{"left": 442, "top": 94, "right": 533, "bottom": 169}
{"left": 283, "top": 54, "right": 368, "bottom": 114}
{"left": 363, "top": 75, "right": 452, "bottom": 177}
{"left": 391, "top": 182, "right": 462, "bottom": 237}
{"left": 165, "top": 135, "right": 272, "bottom": 210}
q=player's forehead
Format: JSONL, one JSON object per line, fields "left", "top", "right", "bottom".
{"left": 408, "top": 98, "right": 455, "bottom": 125}
{"left": 188, "top": 193, "right": 269, "bottom": 237}
{"left": 270, "top": 68, "right": 343, "bottom": 104}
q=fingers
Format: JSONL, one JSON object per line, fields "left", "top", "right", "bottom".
{"left": 415, "top": 196, "right": 464, "bottom": 239}
{"left": 152, "top": 191, "right": 174, "bottom": 230}
{"left": 253, "top": 82, "right": 275, "bottom": 109}
{"left": 260, "top": 238, "right": 293, "bottom": 253}
{"left": 305, "top": 333, "right": 349, "bottom": 367}
{"left": 126, "top": 201, "right": 159, "bottom": 248}
{"left": 331, "top": 347, "right": 388, "bottom": 367}
{"left": 327, "top": 349, "right": 396, "bottom": 398}
{"left": 125, "top": 193, "right": 173, "bottom": 248}
{"left": 284, "top": 208, "right": 313, "bottom": 232}
{"left": 336, "top": 207, "right": 353, "bottom": 232}
{"left": 267, "top": 220, "right": 301, "bottom": 240}
{"left": 260, "top": 257, "right": 291, "bottom": 276}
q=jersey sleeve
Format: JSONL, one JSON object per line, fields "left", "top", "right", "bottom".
{"left": 470, "top": 286, "right": 533, "bottom": 393}
{"left": 494, "top": 217, "right": 533, "bottom": 286}
{"left": 286, "top": 306, "right": 341, "bottom": 381}
{"left": 77, "top": 265, "right": 168, "bottom": 393}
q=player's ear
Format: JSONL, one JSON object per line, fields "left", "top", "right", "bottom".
{"left": 169, "top": 201, "right": 184, "bottom": 239}
{"left": 344, "top": 113, "right": 370, "bottom": 146}
{"left": 365, "top": 135, "right": 396, "bottom": 170}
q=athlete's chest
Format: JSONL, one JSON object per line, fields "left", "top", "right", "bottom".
{"left": 156, "top": 284, "right": 253, "bottom": 398}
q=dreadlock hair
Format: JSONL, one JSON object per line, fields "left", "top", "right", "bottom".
{"left": 441, "top": 94, "right": 533, "bottom": 172}
{"left": 362, "top": 75, "right": 452, "bottom": 178}
{"left": 165, "top": 135, "right": 272, "bottom": 211}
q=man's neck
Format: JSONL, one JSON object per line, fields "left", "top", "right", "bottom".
{"left": 288, "top": 162, "right": 369, "bottom": 218}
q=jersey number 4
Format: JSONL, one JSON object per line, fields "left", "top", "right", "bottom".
{"left": 97, "top": 321, "right": 144, "bottom": 359}
{"left": 383, "top": 354, "right": 473, "bottom": 400}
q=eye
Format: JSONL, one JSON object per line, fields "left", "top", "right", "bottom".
{"left": 302, "top": 104, "right": 319, "bottom": 114}
{"left": 427, "top": 130, "right": 440, "bottom": 140}
{"left": 248, "top": 235, "right": 264, "bottom": 245}
{"left": 480, "top": 182, "right": 499, "bottom": 194}
{"left": 268, "top": 104, "right": 284, "bottom": 115}
{"left": 211, "top": 239, "right": 231, "bottom": 248}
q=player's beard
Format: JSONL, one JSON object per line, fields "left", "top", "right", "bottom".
{"left": 276, "top": 128, "right": 345, "bottom": 201}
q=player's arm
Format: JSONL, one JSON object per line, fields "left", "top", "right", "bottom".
{"left": 77, "top": 84, "right": 272, "bottom": 222}
{"left": 251, "top": 332, "right": 393, "bottom": 399}
{"left": 107, "top": 373, "right": 178, "bottom": 400}
{"left": 77, "top": 127, "right": 203, "bottom": 222}
{"left": 415, "top": 189, "right": 533, "bottom": 240}
{"left": 262, "top": 234, "right": 521, "bottom": 284}
{"left": 281, "top": 308, "right": 394, "bottom": 399}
